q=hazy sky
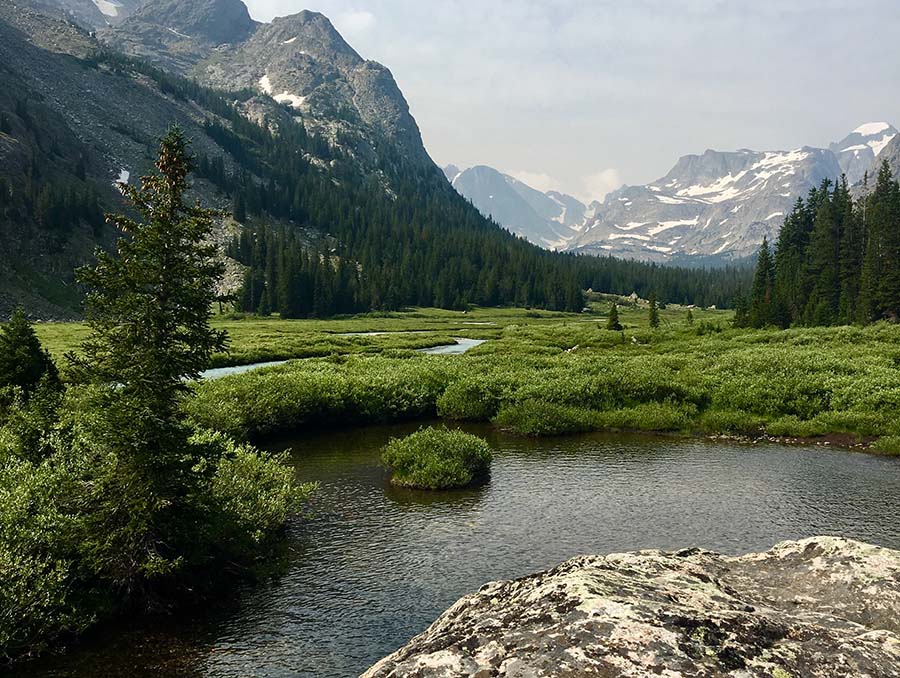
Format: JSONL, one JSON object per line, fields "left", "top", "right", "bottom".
{"left": 244, "top": 0, "right": 900, "bottom": 202}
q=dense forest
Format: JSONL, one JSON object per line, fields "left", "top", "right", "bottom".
{"left": 739, "top": 162, "right": 900, "bottom": 328}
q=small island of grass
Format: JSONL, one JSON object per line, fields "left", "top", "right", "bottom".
{"left": 382, "top": 426, "right": 493, "bottom": 489}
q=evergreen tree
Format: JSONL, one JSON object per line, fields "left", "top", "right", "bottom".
{"left": 749, "top": 238, "right": 776, "bottom": 328}
{"left": 732, "top": 290, "right": 749, "bottom": 328}
{"left": 648, "top": 294, "right": 660, "bottom": 329}
{"left": 232, "top": 191, "right": 246, "bottom": 223}
{"left": 0, "top": 307, "right": 59, "bottom": 399}
{"left": 70, "top": 127, "right": 228, "bottom": 579}
{"left": 606, "top": 302, "right": 622, "bottom": 331}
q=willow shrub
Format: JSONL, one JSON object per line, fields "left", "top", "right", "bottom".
{"left": 381, "top": 426, "right": 492, "bottom": 489}
{"left": 492, "top": 400, "right": 597, "bottom": 436}
{"left": 0, "top": 390, "right": 311, "bottom": 662}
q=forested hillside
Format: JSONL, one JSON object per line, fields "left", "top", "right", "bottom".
{"left": 740, "top": 162, "right": 900, "bottom": 327}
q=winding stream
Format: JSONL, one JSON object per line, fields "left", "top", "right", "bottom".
{"left": 21, "top": 425, "right": 900, "bottom": 677}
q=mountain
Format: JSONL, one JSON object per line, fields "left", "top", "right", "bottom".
{"left": 571, "top": 124, "right": 895, "bottom": 263}
{"left": 0, "top": 0, "right": 747, "bottom": 318}
{"left": 445, "top": 165, "right": 588, "bottom": 249}
{"left": 829, "top": 122, "right": 897, "bottom": 184}
{"left": 26, "top": 0, "right": 144, "bottom": 28}
{"left": 867, "top": 132, "right": 900, "bottom": 181}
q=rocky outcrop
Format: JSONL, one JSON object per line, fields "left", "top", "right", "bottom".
{"left": 363, "top": 537, "right": 900, "bottom": 677}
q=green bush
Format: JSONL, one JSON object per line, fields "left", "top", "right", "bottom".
{"left": 381, "top": 426, "right": 492, "bottom": 489}
{"left": 0, "top": 391, "right": 312, "bottom": 662}
{"left": 593, "top": 402, "right": 696, "bottom": 432}
{"left": 765, "top": 415, "right": 828, "bottom": 438}
{"left": 698, "top": 409, "right": 764, "bottom": 434}
{"left": 871, "top": 435, "right": 900, "bottom": 455}
{"left": 437, "top": 377, "right": 504, "bottom": 420}
{"left": 492, "top": 399, "right": 596, "bottom": 436}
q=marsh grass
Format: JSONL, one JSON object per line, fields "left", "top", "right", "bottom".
{"left": 36, "top": 306, "right": 900, "bottom": 449}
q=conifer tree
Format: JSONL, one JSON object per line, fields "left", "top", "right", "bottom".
{"left": 648, "top": 294, "right": 660, "bottom": 329}
{"left": 606, "top": 302, "right": 622, "bottom": 331}
{"left": 71, "top": 127, "right": 228, "bottom": 558}
{"left": 749, "top": 238, "right": 776, "bottom": 328}
{"left": 0, "top": 307, "right": 59, "bottom": 399}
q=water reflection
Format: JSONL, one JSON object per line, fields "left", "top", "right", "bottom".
{"left": 22, "top": 423, "right": 900, "bottom": 678}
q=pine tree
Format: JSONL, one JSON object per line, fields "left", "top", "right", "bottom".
{"left": 606, "top": 302, "right": 622, "bottom": 331}
{"left": 0, "top": 307, "right": 59, "bottom": 398}
{"left": 648, "top": 294, "right": 660, "bottom": 329}
{"left": 749, "top": 238, "right": 776, "bottom": 328}
{"left": 72, "top": 126, "right": 227, "bottom": 490}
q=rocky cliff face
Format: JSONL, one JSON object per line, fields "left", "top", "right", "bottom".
{"left": 105, "top": 2, "right": 432, "bottom": 173}
{"left": 364, "top": 537, "right": 900, "bottom": 677}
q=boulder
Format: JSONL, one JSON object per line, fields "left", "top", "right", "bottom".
{"left": 363, "top": 537, "right": 900, "bottom": 677}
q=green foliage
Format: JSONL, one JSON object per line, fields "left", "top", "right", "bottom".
{"left": 871, "top": 435, "right": 900, "bottom": 456}
{"left": 0, "top": 130, "right": 308, "bottom": 663}
{"left": 381, "top": 426, "right": 492, "bottom": 489}
{"left": 437, "top": 377, "right": 504, "bottom": 420}
{"left": 493, "top": 400, "right": 597, "bottom": 436}
{"left": 184, "top": 315, "right": 900, "bottom": 450}
{"left": 0, "top": 308, "right": 59, "bottom": 400}
{"left": 199, "top": 429, "right": 315, "bottom": 553}
{"left": 606, "top": 302, "right": 623, "bottom": 331}
{"left": 648, "top": 294, "right": 660, "bottom": 329}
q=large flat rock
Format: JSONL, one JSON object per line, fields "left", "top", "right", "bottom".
{"left": 363, "top": 537, "right": 900, "bottom": 677}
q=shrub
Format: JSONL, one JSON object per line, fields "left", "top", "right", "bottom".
{"left": 698, "top": 409, "right": 764, "bottom": 434}
{"left": 765, "top": 415, "right": 828, "bottom": 438}
{"left": 437, "top": 377, "right": 504, "bottom": 421}
{"left": 200, "top": 430, "right": 316, "bottom": 553}
{"left": 381, "top": 426, "right": 492, "bottom": 489}
{"left": 492, "top": 399, "right": 596, "bottom": 436}
{"left": 871, "top": 435, "right": 900, "bottom": 455}
{"left": 593, "top": 402, "right": 696, "bottom": 432}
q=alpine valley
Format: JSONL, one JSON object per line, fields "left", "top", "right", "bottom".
{"left": 448, "top": 123, "right": 899, "bottom": 263}
{"left": 0, "top": 0, "right": 745, "bottom": 318}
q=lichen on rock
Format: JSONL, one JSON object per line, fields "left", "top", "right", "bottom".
{"left": 362, "top": 537, "right": 900, "bottom": 677}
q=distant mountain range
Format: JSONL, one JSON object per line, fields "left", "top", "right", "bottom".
{"left": 442, "top": 165, "right": 591, "bottom": 249}
{"left": 448, "top": 123, "right": 899, "bottom": 263}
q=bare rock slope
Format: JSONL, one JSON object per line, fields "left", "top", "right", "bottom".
{"left": 364, "top": 536, "right": 900, "bottom": 677}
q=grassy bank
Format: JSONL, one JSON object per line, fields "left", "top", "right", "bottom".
{"left": 177, "top": 306, "right": 900, "bottom": 453}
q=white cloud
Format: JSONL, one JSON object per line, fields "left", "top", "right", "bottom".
{"left": 505, "top": 170, "right": 563, "bottom": 194}
{"left": 580, "top": 169, "right": 623, "bottom": 203}
{"left": 334, "top": 10, "right": 376, "bottom": 37}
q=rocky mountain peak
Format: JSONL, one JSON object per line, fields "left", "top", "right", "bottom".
{"left": 126, "top": 0, "right": 256, "bottom": 44}
{"left": 829, "top": 121, "right": 898, "bottom": 184}
{"left": 447, "top": 165, "right": 588, "bottom": 249}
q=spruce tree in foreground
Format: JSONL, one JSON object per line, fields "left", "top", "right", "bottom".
{"left": 70, "top": 126, "right": 228, "bottom": 581}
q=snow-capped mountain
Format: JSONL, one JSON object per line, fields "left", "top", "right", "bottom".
{"left": 829, "top": 122, "right": 897, "bottom": 184}
{"left": 571, "top": 123, "right": 896, "bottom": 263}
{"left": 444, "top": 165, "right": 589, "bottom": 249}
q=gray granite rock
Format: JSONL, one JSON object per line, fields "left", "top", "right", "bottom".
{"left": 363, "top": 537, "right": 900, "bottom": 677}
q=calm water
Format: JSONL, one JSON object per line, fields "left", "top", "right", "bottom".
{"left": 418, "top": 338, "right": 486, "bottom": 354}
{"left": 21, "top": 424, "right": 900, "bottom": 677}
